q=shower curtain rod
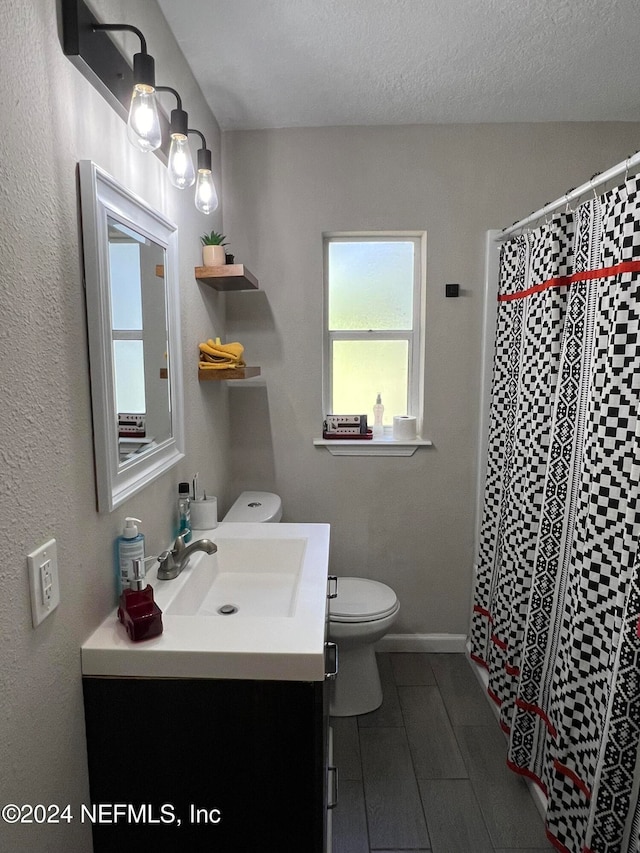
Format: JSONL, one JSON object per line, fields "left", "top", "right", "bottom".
{"left": 498, "top": 149, "right": 640, "bottom": 240}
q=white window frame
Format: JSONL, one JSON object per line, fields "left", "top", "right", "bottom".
{"left": 321, "top": 231, "right": 427, "bottom": 447}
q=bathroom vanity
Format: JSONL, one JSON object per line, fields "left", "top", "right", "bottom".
{"left": 81, "top": 523, "right": 335, "bottom": 852}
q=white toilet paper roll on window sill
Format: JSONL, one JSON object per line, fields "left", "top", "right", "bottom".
{"left": 392, "top": 415, "right": 418, "bottom": 441}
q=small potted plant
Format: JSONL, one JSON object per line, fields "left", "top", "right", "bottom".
{"left": 201, "top": 231, "right": 228, "bottom": 266}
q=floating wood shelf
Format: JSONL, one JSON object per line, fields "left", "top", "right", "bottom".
{"left": 198, "top": 366, "right": 261, "bottom": 381}
{"left": 195, "top": 264, "right": 259, "bottom": 291}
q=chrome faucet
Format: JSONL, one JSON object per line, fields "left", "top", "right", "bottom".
{"left": 156, "top": 533, "right": 217, "bottom": 580}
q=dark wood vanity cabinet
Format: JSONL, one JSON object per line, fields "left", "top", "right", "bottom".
{"left": 83, "top": 675, "right": 331, "bottom": 852}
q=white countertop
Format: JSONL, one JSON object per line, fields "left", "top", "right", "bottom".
{"left": 81, "top": 522, "right": 331, "bottom": 682}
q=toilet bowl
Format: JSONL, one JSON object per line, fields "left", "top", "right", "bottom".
{"left": 223, "top": 492, "right": 399, "bottom": 717}
{"left": 328, "top": 577, "right": 399, "bottom": 717}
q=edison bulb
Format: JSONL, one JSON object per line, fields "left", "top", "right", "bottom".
{"left": 194, "top": 169, "right": 219, "bottom": 214}
{"left": 167, "top": 134, "right": 195, "bottom": 189}
{"left": 127, "top": 84, "right": 162, "bottom": 153}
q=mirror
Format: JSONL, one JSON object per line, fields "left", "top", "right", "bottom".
{"left": 79, "top": 161, "right": 184, "bottom": 512}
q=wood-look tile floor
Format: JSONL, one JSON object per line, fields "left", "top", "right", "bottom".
{"left": 331, "top": 653, "right": 554, "bottom": 853}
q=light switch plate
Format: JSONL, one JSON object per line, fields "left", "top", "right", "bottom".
{"left": 27, "top": 538, "right": 60, "bottom": 627}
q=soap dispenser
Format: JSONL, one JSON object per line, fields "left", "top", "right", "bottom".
{"left": 117, "top": 557, "right": 163, "bottom": 642}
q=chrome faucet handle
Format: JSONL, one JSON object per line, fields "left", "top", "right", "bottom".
{"left": 172, "top": 532, "right": 188, "bottom": 555}
{"left": 156, "top": 548, "right": 179, "bottom": 581}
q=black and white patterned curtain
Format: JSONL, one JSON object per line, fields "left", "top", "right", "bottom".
{"left": 471, "top": 175, "right": 640, "bottom": 853}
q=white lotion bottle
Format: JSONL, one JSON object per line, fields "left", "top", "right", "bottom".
{"left": 372, "top": 393, "right": 384, "bottom": 438}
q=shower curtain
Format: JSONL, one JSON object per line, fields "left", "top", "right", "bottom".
{"left": 471, "top": 174, "right": 640, "bottom": 853}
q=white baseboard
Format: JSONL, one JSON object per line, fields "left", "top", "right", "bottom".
{"left": 376, "top": 633, "right": 468, "bottom": 653}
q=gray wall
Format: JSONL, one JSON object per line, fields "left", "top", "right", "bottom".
{"left": 222, "top": 123, "right": 640, "bottom": 638}
{"left": 0, "top": 1, "right": 229, "bottom": 849}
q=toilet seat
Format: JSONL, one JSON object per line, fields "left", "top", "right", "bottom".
{"left": 330, "top": 577, "right": 399, "bottom": 623}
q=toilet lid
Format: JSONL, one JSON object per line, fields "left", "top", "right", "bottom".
{"left": 330, "top": 577, "right": 398, "bottom": 623}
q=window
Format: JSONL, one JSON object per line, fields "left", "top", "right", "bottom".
{"left": 323, "top": 232, "right": 426, "bottom": 436}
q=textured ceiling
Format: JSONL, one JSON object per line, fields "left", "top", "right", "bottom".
{"left": 157, "top": 0, "right": 640, "bottom": 130}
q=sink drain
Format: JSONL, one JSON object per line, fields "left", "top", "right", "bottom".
{"left": 217, "top": 604, "right": 238, "bottom": 615}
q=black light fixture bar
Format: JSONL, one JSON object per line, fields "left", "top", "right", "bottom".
{"left": 61, "top": 0, "right": 170, "bottom": 160}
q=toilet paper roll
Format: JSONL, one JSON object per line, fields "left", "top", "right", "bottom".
{"left": 392, "top": 415, "right": 417, "bottom": 441}
{"left": 190, "top": 497, "right": 218, "bottom": 530}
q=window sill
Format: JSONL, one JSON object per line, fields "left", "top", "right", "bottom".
{"left": 312, "top": 436, "right": 432, "bottom": 456}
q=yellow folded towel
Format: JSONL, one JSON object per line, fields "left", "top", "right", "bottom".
{"left": 198, "top": 337, "right": 246, "bottom": 369}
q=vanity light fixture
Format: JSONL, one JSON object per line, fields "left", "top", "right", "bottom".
{"left": 62, "top": 0, "right": 218, "bottom": 214}
{"left": 62, "top": 0, "right": 170, "bottom": 158}
{"left": 189, "top": 130, "right": 220, "bottom": 214}
{"left": 157, "top": 87, "right": 196, "bottom": 189}
{"left": 92, "top": 23, "right": 162, "bottom": 153}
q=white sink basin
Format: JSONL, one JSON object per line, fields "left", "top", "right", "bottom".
{"left": 165, "top": 537, "right": 307, "bottom": 618}
{"left": 81, "top": 523, "right": 330, "bottom": 682}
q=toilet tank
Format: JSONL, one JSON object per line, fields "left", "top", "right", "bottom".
{"left": 223, "top": 491, "right": 283, "bottom": 523}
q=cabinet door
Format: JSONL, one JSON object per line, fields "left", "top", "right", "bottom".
{"left": 83, "top": 676, "right": 328, "bottom": 852}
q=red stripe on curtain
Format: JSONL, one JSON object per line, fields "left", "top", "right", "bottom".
{"left": 473, "top": 604, "right": 493, "bottom": 622}
{"left": 515, "top": 698, "right": 558, "bottom": 738}
{"left": 553, "top": 759, "right": 592, "bottom": 800}
{"left": 487, "top": 687, "right": 503, "bottom": 707}
{"left": 498, "top": 259, "right": 640, "bottom": 303}
{"left": 545, "top": 827, "right": 575, "bottom": 853}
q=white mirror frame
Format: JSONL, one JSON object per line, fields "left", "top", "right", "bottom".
{"left": 79, "top": 161, "right": 184, "bottom": 512}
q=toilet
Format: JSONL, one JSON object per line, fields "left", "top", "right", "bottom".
{"left": 328, "top": 576, "right": 399, "bottom": 717}
{"left": 223, "top": 491, "right": 400, "bottom": 718}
